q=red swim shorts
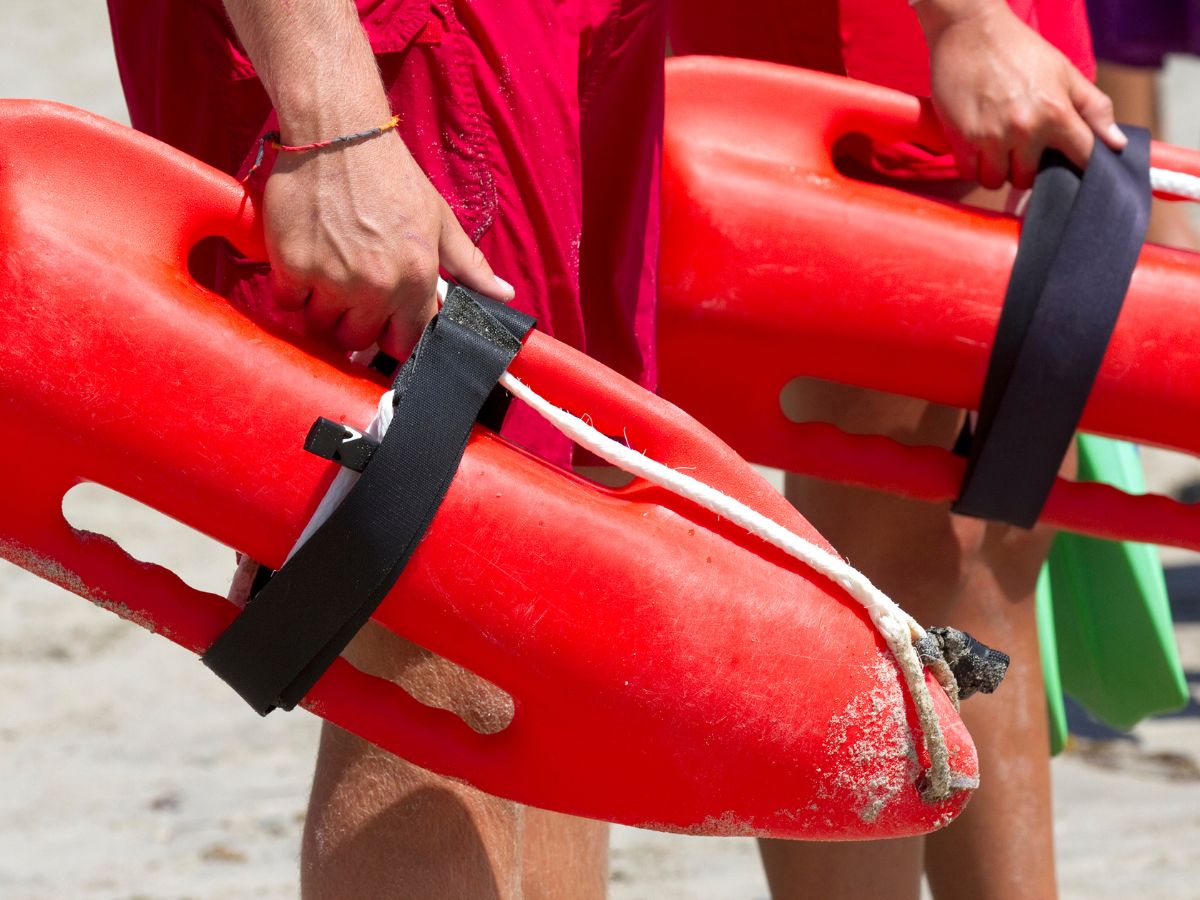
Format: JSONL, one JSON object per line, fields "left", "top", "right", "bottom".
{"left": 669, "top": 0, "right": 1095, "bottom": 181}
{"left": 108, "top": 0, "right": 666, "bottom": 465}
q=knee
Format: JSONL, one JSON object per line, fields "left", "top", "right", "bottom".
{"left": 301, "top": 747, "right": 521, "bottom": 900}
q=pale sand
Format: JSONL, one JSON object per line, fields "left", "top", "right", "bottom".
{"left": 3, "top": 3, "right": 1200, "bottom": 897}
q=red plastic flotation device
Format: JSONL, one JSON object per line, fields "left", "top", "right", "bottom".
{"left": 0, "top": 100, "right": 975, "bottom": 839}
{"left": 660, "top": 57, "right": 1200, "bottom": 551}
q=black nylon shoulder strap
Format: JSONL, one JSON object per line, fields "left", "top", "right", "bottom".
{"left": 953, "top": 127, "right": 1151, "bottom": 527}
{"left": 202, "top": 286, "right": 535, "bottom": 714}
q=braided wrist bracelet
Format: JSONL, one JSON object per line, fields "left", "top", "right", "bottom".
{"left": 241, "top": 113, "right": 401, "bottom": 183}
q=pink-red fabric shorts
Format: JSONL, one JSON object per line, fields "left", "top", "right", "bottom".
{"left": 108, "top": 0, "right": 666, "bottom": 465}
{"left": 669, "top": 0, "right": 1096, "bottom": 182}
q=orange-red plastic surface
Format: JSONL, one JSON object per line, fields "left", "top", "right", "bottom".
{"left": 0, "top": 100, "right": 975, "bottom": 838}
{"left": 661, "top": 58, "right": 1200, "bottom": 550}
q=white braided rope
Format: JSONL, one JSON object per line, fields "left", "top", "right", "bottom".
{"left": 1152, "top": 166, "right": 1200, "bottom": 202}
{"left": 498, "top": 371, "right": 955, "bottom": 801}
{"left": 290, "top": 276, "right": 961, "bottom": 800}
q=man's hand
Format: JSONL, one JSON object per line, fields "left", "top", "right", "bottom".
{"left": 264, "top": 120, "right": 512, "bottom": 357}
{"left": 224, "top": 0, "right": 513, "bottom": 359}
{"left": 916, "top": 0, "right": 1127, "bottom": 189}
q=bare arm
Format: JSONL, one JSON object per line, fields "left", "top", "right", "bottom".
{"left": 912, "top": 0, "right": 1126, "bottom": 188}
{"left": 222, "top": 0, "right": 513, "bottom": 356}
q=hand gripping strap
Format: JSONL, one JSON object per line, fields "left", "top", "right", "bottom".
{"left": 202, "top": 286, "right": 535, "bottom": 714}
{"left": 953, "top": 127, "right": 1151, "bottom": 528}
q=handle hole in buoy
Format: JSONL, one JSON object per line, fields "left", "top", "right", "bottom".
{"left": 187, "top": 237, "right": 261, "bottom": 292}
{"left": 62, "top": 482, "right": 232, "bottom": 596}
{"left": 830, "top": 134, "right": 1023, "bottom": 214}
{"left": 572, "top": 461, "right": 635, "bottom": 490}
{"left": 343, "top": 623, "right": 515, "bottom": 736}
{"left": 780, "top": 376, "right": 966, "bottom": 449}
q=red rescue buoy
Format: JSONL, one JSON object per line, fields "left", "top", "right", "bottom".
{"left": 0, "top": 100, "right": 975, "bottom": 838}
{"left": 660, "top": 57, "right": 1200, "bottom": 551}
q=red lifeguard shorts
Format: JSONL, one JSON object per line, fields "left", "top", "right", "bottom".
{"left": 108, "top": 0, "right": 666, "bottom": 465}
{"left": 669, "top": 0, "right": 1096, "bottom": 181}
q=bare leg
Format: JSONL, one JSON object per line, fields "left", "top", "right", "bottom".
{"left": 1096, "top": 61, "right": 1200, "bottom": 251}
{"left": 522, "top": 807, "right": 610, "bottom": 900}
{"left": 1095, "top": 63, "right": 1159, "bottom": 136}
{"left": 922, "top": 521, "right": 1056, "bottom": 900}
{"left": 759, "top": 380, "right": 1060, "bottom": 900}
{"left": 759, "top": 836, "right": 924, "bottom": 900}
{"left": 301, "top": 624, "right": 608, "bottom": 900}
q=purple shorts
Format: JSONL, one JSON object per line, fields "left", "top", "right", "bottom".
{"left": 1087, "top": 0, "right": 1200, "bottom": 68}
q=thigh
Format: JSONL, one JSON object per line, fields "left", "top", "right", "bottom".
{"left": 778, "top": 378, "right": 1065, "bottom": 608}
{"left": 301, "top": 624, "right": 608, "bottom": 900}
{"left": 780, "top": 379, "right": 988, "bottom": 608}
{"left": 769, "top": 379, "right": 1066, "bottom": 900}
{"left": 300, "top": 626, "right": 515, "bottom": 900}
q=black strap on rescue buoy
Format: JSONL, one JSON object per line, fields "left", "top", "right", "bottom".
{"left": 202, "top": 285, "right": 535, "bottom": 715}
{"left": 953, "top": 127, "right": 1151, "bottom": 528}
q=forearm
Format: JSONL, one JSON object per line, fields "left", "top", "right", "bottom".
{"left": 911, "top": 0, "right": 1009, "bottom": 42}
{"left": 908, "top": 0, "right": 1123, "bottom": 184}
{"left": 222, "top": 0, "right": 391, "bottom": 143}
{"left": 221, "top": 0, "right": 510, "bottom": 354}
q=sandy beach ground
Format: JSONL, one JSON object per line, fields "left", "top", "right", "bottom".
{"left": 4, "top": 3, "right": 1200, "bottom": 897}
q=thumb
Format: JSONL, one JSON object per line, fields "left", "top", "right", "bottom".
{"left": 270, "top": 261, "right": 312, "bottom": 311}
{"left": 438, "top": 207, "right": 516, "bottom": 302}
{"left": 1069, "top": 69, "right": 1127, "bottom": 153}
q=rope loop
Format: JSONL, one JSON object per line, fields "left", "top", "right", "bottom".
{"left": 497, "top": 371, "right": 960, "bottom": 803}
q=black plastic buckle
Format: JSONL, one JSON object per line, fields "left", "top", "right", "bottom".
{"left": 304, "top": 418, "right": 380, "bottom": 473}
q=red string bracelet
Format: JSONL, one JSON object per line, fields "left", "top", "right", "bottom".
{"left": 240, "top": 113, "right": 401, "bottom": 184}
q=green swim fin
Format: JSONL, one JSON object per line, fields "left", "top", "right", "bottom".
{"left": 1039, "top": 435, "right": 1188, "bottom": 753}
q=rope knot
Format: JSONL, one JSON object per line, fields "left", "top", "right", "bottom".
{"left": 915, "top": 627, "right": 1010, "bottom": 701}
